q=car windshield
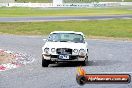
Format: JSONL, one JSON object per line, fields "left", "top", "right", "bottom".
{"left": 47, "top": 33, "right": 84, "bottom": 43}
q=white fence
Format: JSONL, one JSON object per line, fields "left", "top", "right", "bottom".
{"left": 54, "top": 2, "right": 121, "bottom": 8}
{"left": 0, "top": 2, "right": 132, "bottom": 8}
{"left": 8, "top": 3, "right": 53, "bottom": 7}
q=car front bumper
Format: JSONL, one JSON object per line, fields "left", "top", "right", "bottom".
{"left": 42, "top": 54, "right": 86, "bottom": 62}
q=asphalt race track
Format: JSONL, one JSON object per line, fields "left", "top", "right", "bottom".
{"left": 0, "top": 15, "right": 132, "bottom": 22}
{"left": 0, "top": 12, "right": 132, "bottom": 88}
{"left": 0, "top": 35, "right": 132, "bottom": 88}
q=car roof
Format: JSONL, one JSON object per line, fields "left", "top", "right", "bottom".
{"left": 50, "top": 31, "right": 84, "bottom": 36}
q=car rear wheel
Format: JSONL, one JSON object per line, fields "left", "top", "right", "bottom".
{"left": 42, "top": 57, "right": 49, "bottom": 67}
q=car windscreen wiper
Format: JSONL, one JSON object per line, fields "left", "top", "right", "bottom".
{"left": 59, "top": 40, "right": 68, "bottom": 42}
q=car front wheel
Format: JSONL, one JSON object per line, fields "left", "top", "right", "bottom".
{"left": 81, "top": 56, "right": 88, "bottom": 66}
{"left": 42, "top": 57, "right": 49, "bottom": 67}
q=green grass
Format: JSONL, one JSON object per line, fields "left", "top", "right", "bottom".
{"left": 64, "top": 0, "right": 132, "bottom": 3}
{"left": 0, "top": 19, "right": 132, "bottom": 38}
{"left": 0, "top": 8, "right": 132, "bottom": 17}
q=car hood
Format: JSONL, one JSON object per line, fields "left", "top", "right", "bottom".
{"left": 43, "top": 42, "right": 86, "bottom": 49}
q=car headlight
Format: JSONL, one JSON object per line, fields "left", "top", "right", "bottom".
{"left": 79, "top": 49, "right": 86, "bottom": 56}
{"left": 44, "top": 48, "right": 49, "bottom": 53}
{"left": 73, "top": 49, "right": 78, "bottom": 53}
{"left": 51, "top": 48, "right": 55, "bottom": 52}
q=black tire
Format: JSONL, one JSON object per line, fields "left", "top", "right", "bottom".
{"left": 42, "top": 58, "right": 49, "bottom": 67}
{"left": 82, "top": 56, "right": 88, "bottom": 66}
{"left": 81, "top": 61, "right": 86, "bottom": 66}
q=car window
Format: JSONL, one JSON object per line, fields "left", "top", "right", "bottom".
{"left": 47, "top": 33, "right": 84, "bottom": 43}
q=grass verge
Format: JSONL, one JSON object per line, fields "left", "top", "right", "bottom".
{"left": 0, "top": 19, "right": 132, "bottom": 38}
{"left": 0, "top": 7, "right": 132, "bottom": 17}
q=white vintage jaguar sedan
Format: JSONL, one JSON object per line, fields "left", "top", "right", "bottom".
{"left": 42, "top": 31, "right": 88, "bottom": 67}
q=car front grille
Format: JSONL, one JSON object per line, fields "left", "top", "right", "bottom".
{"left": 56, "top": 48, "right": 72, "bottom": 55}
